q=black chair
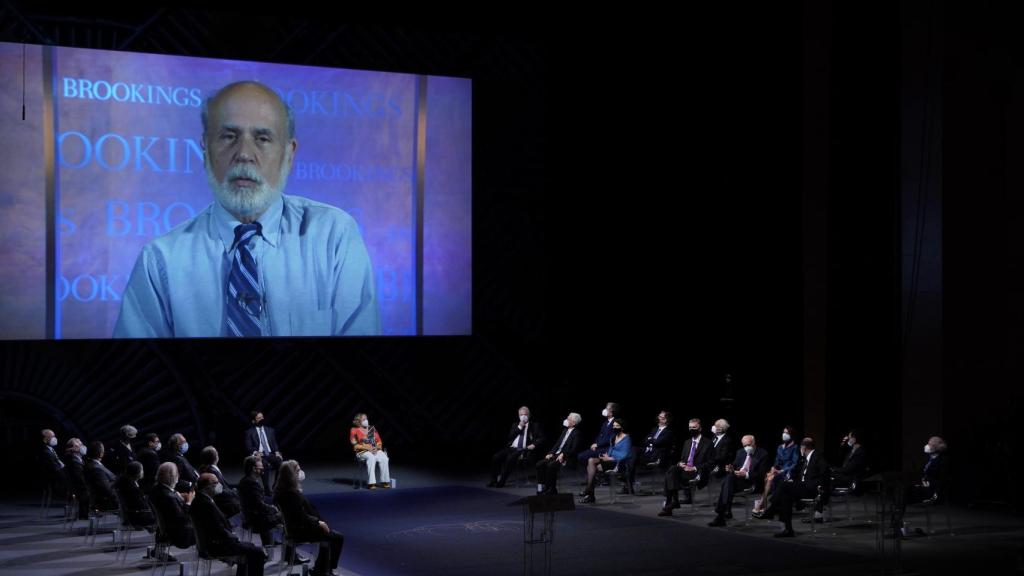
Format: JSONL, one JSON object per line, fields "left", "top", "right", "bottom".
{"left": 115, "top": 492, "right": 155, "bottom": 565}
{"left": 192, "top": 522, "right": 245, "bottom": 576}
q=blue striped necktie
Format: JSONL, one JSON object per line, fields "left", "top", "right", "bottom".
{"left": 227, "top": 222, "right": 263, "bottom": 337}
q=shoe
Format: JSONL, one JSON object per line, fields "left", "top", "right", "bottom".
{"left": 368, "top": 484, "right": 378, "bottom": 490}
{"left": 577, "top": 493, "right": 595, "bottom": 504}
{"left": 657, "top": 508, "right": 673, "bottom": 517}
{"left": 750, "top": 510, "right": 765, "bottom": 519}
{"left": 774, "top": 528, "right": 796, "bottom": 538}
{"left": 708, "top": 516, "right": 727, "bottom": 527}
{"left": 380, "top": 482, "right": 391, "bottom": 489}
{"left": 577, "top": 490, "right": 589, "bottom": 498}
{"left": 725, "top": 511, "right": 733, "bottom": 520}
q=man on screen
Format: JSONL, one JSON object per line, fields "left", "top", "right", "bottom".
{"left": 114, "top": 80, "right": 379, "bottom": 337}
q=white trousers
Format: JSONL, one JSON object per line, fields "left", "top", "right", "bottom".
{"left": 357, "top": 450, "right": 391, "bottom": 484}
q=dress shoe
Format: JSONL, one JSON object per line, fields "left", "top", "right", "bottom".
{"left": 774, "top": 528, "right": 796, "bottom": 538}
{"left": 577, "top": 493, "right": 595, "bottom": 504}
{"left": 379, "top": 482, "right": 391, "bottom": 489}
{"left": 657, "top": 508, "right": 673, "bottom": 517}
{"left": 707, "top": 516, "right": 727, "bottom": 527}
{"left": 750, "top": 510, "right": 766, "bottom": 519}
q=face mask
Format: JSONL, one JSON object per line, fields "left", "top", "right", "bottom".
{"left": 601, "top": 409, "right": 609, "bottom": 418}
{"left": 563, "top": 419, "right": 570, "bottom": 428}
{"left": 782, "top": 433, "right": 791, "bottom": 442}
{"left": 213, "top": 483, "right": 224, "bottom": 495}
{"left": 613, "top": 427, "right": 622, "bottom": 434}
{"left": 689, "top": 429, "right": 700, "bottom": 437}
{"left": 924, "top": 444, "right": 932, "bottom": 454}
{"left": 361, "top": 419, "right": 369, "bottom": 427}
{"left": 297, "top": 470, "right": 306, "bottom": 482}
{"left": 48, "top": 437, "right": 58, "bottom": 447}
{"left": 78, "top": 445, "right": 87, "bottom": 456}
{"left": 744, "top": 445, "right": 755, "bottom": 454}
{"left": 847, "top": 439, "right": 856, "bottom": 447}
{"left": 180, "top": 442, "right": 189, "bottom": 454}
{"left": 154, "top": 442, "right": 162, "bottom": 452}
{"left": 519, "top": 415, "right": 529, "bottom": 423}
{"left": 711, "top": 426, "right": 720, "bottom": 435}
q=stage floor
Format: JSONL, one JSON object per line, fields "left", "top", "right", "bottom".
{"left": 1, "top": 464, "right": 1021, "bottom": 575}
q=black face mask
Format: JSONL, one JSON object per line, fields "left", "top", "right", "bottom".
{"left": 689, "top": 429, "right": 700, "bottom": 437}
{"left": 613, "top": 428, "right": 623, "bottom": 434}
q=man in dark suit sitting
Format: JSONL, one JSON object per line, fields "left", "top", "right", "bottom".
{"left": 161, "top": 433, "right": 199, "bottom": 490}
{"left": 708, "top": 434, "right": 771, "bottom": 527}
{"left": 63, "top": 438, "right": 90, "bottom": 520}
{"left": 114, "top": 461, "right": 155, "bottom": 529}
{"left": 763, "top": 437, "right": 829, "bottom": 537}
{"left": 191, "top": 473, "right": 267, "bottom": 576}
{"left": 832, "top": 429, "right": 868, "bottom": 490}
{"left": 107, "top": 425, "right": 138, "bottom": 476}
{"left": 198, "top": 446, "right": 241, "bottom": 519}
{"left": 245, "top": 412, "right": 283, "bottom": 493}
{"left": 658, "top": 418, "right": 713, "bottom": 516}
{"left": 84, "top": 441, "right": 119, "bottom": 511}
{"left": 709, "top": 418, "right": 736, "bottom": 479}
{"left": 148, "top": 462, "right": 196, "bottom": 557}
{"left": 535, "top": 412, "right": 583, "bottom": 494}
{"left": 488, "top": 406, "right": 546, "bottom": 488}
{"left": 623, "top": 411, "right": 675, "bottom": 494}
{"left": 137, "top": 433, "right": 162, "bottom": 493}
{"left": 38, "top": 429, "right": 67, "bottom": 495}
{"left": 576, "top": 402, "right": 619, "bottom": 469}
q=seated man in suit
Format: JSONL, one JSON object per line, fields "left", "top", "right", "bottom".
{"left": 83, "top": 441, "right": 119, "bottom": 511}
{"left": 708, "top": 434, "right": 771, "bottom": 527}
{"left": 536, "top": 412, "right": 582, "bottom": 495}
{"left": 191, "top": 473, "right": 267, "bottom": 576}
{"left": 658, "top": 418, "right": 712, "bottom": 516}
{"left": 488, "top": 406, "right": 545, "bottom": 488}
{"left": 161, "top": 433, "right": 199, "bottom": 491}
{"left": 274, "top": 460, "right": 344, "bottom": 576}
{"left": 198, "top": 446, "right": 241, "bottom": 519}
{"left": 245, "top": 412, "right": 283, "bottom": 493}
{"left": 904, "top": 435, "right": 949, "bottom": 507}
{"left": 832, "top": 429, "right": 868, "bottom": 490}
{"left": 38, "top": 429, "right": 67, "bottom": 495}
{"left": 762, "top": 437, "right": 829, "bottom": 537}
{"left": 149, "top": 462, "right": 196, "bottom": 557}
{"left": 623, "top": 411, "right": 674, "bottom": 495}
{"left": 114, "top": 461, "right": 155, "bottom": 529}
{"left": 576, "top": 402, "right": 619, "bottom": 469}
{"left": 63, "top": 438, "right": 90, "bottom": 520}
{"left": 709, "top": 418, "right": 735, "bottom": 479}
{"left": 107, "top": 425, "right": 138, "bottom": 476}
{"left": 137, "top": 433, "right": 162, "bottom": 493}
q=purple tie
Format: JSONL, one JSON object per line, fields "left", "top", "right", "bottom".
{"left": 686, "top": 439, "right": 697, "bottom": 466}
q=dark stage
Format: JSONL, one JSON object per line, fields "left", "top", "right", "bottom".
{"left": 1, "top": 465, "right": 1021, "bottom": 576}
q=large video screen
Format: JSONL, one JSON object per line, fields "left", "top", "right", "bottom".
{"left": 0, "top": 42, "right": 472, "bottom": 338}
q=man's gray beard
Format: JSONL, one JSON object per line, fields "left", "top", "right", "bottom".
{"left": 207, "top": 159, "right": 290, "bottom": 220}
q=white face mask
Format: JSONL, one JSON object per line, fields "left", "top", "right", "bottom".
{"left": 519, "top": 415, "right": 529, "bottom": 423}
{"left": 154, "top": 442, "right": 162, "bottom": 452}
{"left": 924, "top": 444, "right": 933, "bottom": 454}
{"left": 213, "top": 483, "right": 224, "bottom": 495}
{"left": 298, "top": 470, "right": 306, "bottom": 482}
{"left": 563, "top": 419, "right": 570, "bottom": 428}
{"left": 782, "top": 433, "right": 791, "bottom": 442}
{"left": 78, "top": 445, "right": 87, "bottom": 456}
{"left": 711, "top": 426, "right": 720, "bottom": 435}
{"left": 744, "top": 445, "right": 755, "bottom": 454}
{"left": 847, "top": 439, "right": 856, "bottom": 447}
{"left": 361, "top": 419, "right": 369, "bottom": 428}
{"left": 601, "top": 408, "right": 609, "bottom": 418}
{"left": 48, "top": 437, "right": 58, "bottom": 447}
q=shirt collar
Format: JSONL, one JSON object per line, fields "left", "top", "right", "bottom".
{"left": 214, "top": 195, "right": 284, "bottom": 253}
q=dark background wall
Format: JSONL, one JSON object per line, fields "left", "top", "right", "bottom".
{"left": 1, "top": 4, "right": 1020, "bottom": 512}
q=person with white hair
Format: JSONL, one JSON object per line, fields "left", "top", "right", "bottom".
{"left": 115, "top": 80, "right": 379, "bottom": 337}
{"left": 108, "top": 424, "right": 138, "bottom": 476}
{"left": 535, "top": 412, "right": 583, "bottom": 495}
{"left": 488, "top": 406, "right": 545, "bottom": 488}
{"left": 709, "top": 418, "right": 735, "bottom": 480}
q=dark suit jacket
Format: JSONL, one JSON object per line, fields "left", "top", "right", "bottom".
{"left": 591, "top": 419, "right": 615, "bottom": 451}
{"left": 245, "top": 426, "right": 280, "bottom": 455}
{"left": 198, "top": 464, "right": 241, "bottom": 518}
{"left": 505, "top": 422, "right": 545, "bottom": 451}
{"left": 710, "top": 434, "right": 735, "bottom": 473}
{"left": 922, "top": 453, "right": 948, "bottom": 500}
{"left": 791, "top": 450, "right": 829, "bottom": 491}
{"left": 238, "top": 474, "right": 280, "bottom": 529}
{"left": 84, "top": 459, "right": 118, "bottom": 509}
{"left": 137, "top": 447, "right": 161, "bottom": 491}
{"left": 274, "top": 488, "right": 326, "bottom": 542}
{"left": 38, "top": 444, "right": 65, "bottom": 482}
{"left": 546, "top": 427, "right": 582, "bottom": 466}
{"left": 190, "top": 492, "right": 245, "bottom": 557}
{"left": 161, "top": 448, "right": 199, "bottom": 483}
{"left": 731, "top": 447, "right": 772, "bottom": 488}
{"left": 107, "top": 441, "right": 136, "bottom": 476}
{"left": 148, "top": 483, "right": 195, "bottom": 549}
{"left": 833, "top": 444, "right": 867, "bottom": 481}
{"left": 64, "top": 455, "right": 88, "bottom": 505}
{"left": 638, "top": 426, "right": 675, "bottom": 464}
{"left": 113, "top": 474, "right": 154, "bottom": 526}
{"left": 677, "top": 435, "right": 714, "bottom": 486}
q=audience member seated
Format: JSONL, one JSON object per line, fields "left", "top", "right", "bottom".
{"left": 137, "top": 433, "right": 162, "bottom": 492}
{"left": 904, "top": 435, "right": 949, "bottom": 508}
{"left": 149, "top": 462, "right": 196, "bottom": 554}
{"left": 107, "top": 424, "right": 138, "bottom": 476}
{"left": 245, "top": 411, "right": 283, "bottom": 494}
{"left": 37, "top": 429, "right": 67, "bottom": 494}
{"left": 623, "top": 411, "right": 674, "bottom": 494}
{"left": 240, "top": 454, "right": 307, "bottom": 564}
{"left": 191, "top": 473, "right": 267, "bottom": 576}
{"left": 576, "top": 402, "right": 620, "bottom": 469}
{"left": 752, "top": 425, "right": 799, "bottom": 516}
{"left": 535, "top": 412, "right": 582, "bottom": 495}
{"left": 709, "top": 419, "right": 735, "bottom": 480}
{"left": 708, "top": 435, "right": 771, "bottom": 527}
{"left": 274, "top": 460, "right": 345, "bottom": 576}
{"left": 162, "top": 433, "right": 199, "bottom": 490}
{"left": 488, "top": 406, "right": 545, "bottom": 488}
{"left": 83, "top": 441, "right": 119, "bottom": 512}
{"left": 761, "top": 437, "right": 828, "bottom": 537}
{"left": 198, "top": 446, "right": 241, "bottom": 518}
{"left": 114, "top": 461, "right": 155, "bottom": 529}
{"left": 350, "top": 413, "right": 391, "bottom": 489}
{"left": 63, "top": 438, "right": 90, "bottom": 520}
{"left": 578, "top": 418, "right": 631, "bottom": 503}
{"left": 658, "top": 418, "right": 712, "bottom": 516}
{"left": 831, "top": 429, "right": 867, "bottom": 490}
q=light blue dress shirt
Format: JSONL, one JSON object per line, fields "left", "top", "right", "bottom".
{"left": 114, "top": 194, "right": 379, "bottom": 337}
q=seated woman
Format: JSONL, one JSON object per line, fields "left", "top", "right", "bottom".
{"left": 273, "top": 460, "right": 344, "bottom": 576}
{"left": 752, "top": 425, "right": 799, "bottom": 516}
{"left": 350, "top": 413, "right": 391, "bottom": 489}
{"left": 577, "top": 418, "right": 631, "bottom": 503}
